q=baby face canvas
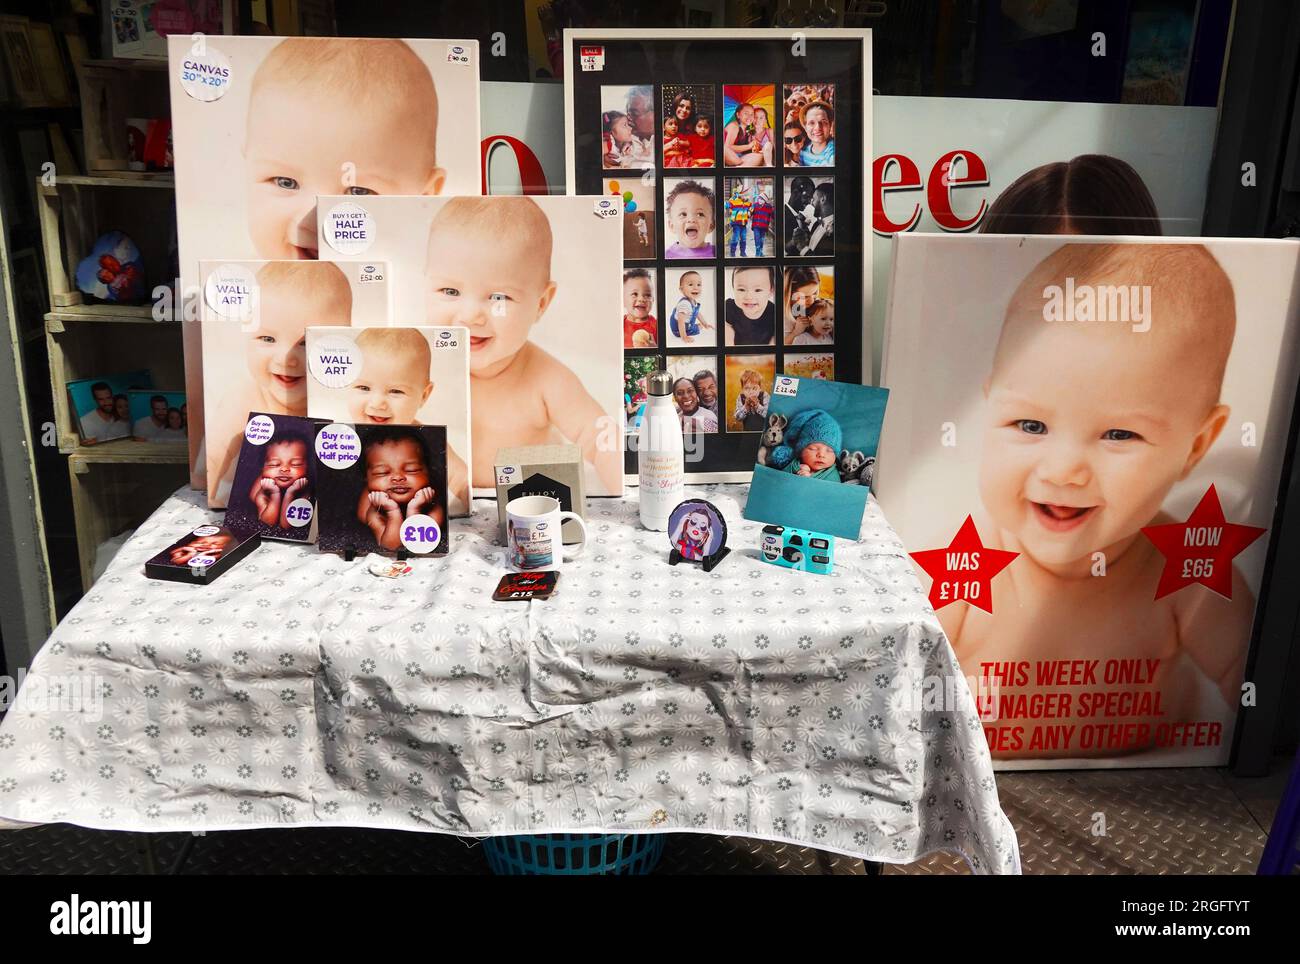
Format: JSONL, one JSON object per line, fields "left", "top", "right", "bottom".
{"left": 170, "top": 36, "right": 481, "bottom": 491}
{"left": 316, "top": 194, "right": 624, "bottom": 496}
{"left": 877, "top": 234, "right": 1300, "bottom": 767}
{"left": 305, "top": 325, "right": 472, "bottom": 517}
{"left": 199, "top": 260, "right": 390, "bottom": 508}
{"left": 225, "top": 413, "right": 325, "bottom": 542}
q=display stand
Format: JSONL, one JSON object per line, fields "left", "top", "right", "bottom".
{"left": 668, "top": 542, "right": 730, "bottom": 573}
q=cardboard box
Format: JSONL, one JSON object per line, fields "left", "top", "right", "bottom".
{"left": 495, "top": 444, "right": 585, "bottom": 543}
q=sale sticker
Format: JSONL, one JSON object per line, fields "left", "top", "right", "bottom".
{"left": 910, "top": 516, "right": 1018, "bottom": 614}
{"left": 244, "top": 415, "right": 274, "bottom": 445}
{"left": 400, "top": 514, "right": 442, "bottom": 554}
{"left": 580, "top": 45, "right": 605, "bottom": 71}
{"left": 324, "top": 202, "right": 373, "bottom": 255}
{"left": 191, "top": 525, "right": 220, "bottom": 537}
{"left": 1141, "top": 485, "right": 1266, "bottom": 600}
{"left": 315, "top": 423, "right": 360, "bottom": 469}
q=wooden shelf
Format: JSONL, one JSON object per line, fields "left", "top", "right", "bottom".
{"left": 46, "top": 305, "right": 175, "bottom": 328}
{"left": 46, "top": 173, "right": 174, "bottom": 189}
{"left": 68, "top": 441, "right": 189, "bottom": 469}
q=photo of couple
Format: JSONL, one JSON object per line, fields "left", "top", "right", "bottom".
{"left": 782, "top": 83, "right": 835, "bottom": 167}
{"left": 665, "top": 357, "right": 721, "bottom": 434}
{"left": 784, "top": 175, "right": 834, "bottom": 256}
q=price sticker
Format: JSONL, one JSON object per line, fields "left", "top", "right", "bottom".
{"left": 284, "top": 499, "right": 314, "bottom": 528}
{"left": 773, "top": 375, "right": 800, "bottom": 398}
{"left": 400, "top": 514, "right": 442, "bottom": 554}
{"left": 580, "top": 45, "right": 604, "bottom": 71}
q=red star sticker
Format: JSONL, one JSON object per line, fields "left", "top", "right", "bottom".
{"left": 910, "top": 516, "right": 1019, "bottom": 613}
{"left": 1141, "top": 485, "right": 1265, "bottom": 600}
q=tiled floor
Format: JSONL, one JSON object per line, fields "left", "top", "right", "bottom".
{"left": 0, "top": 763, "right": 1290, "bottom": 874}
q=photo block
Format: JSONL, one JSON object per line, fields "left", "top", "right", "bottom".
{"left": 144, "top": 526, "right": 260, "bottom": 585}
{"left": 782, "top": 265, "right": 835, "bottom": 346}
{"left": 67, "top": 370, "right": 153, "bottom": 445}
{"left": 169, "top": 35, "right": 482, "bottom": 490}
{"left": 745, "top": 376, "right": 889, "bottom": 539}
{"left": 663, "top": 176, "right": 717, "bottom": 259}
{"left": 621, "top": 267, "right": 658, "bottom": 349}
{"left": 723, "top": 176, "right": 775, "bottom": 259}
{"left": 661, "top": 84, "right": 716, "bottom": 169}
{"left": 722, "top": 85, "right": 777, "bottom": 168}
{"left": 725, "top": 355, "right": 776, "bottom": 432}
{"left": 225, "top": 413, "right": 325, "bottom": 543}
{"left": 784, "top": 351, "right": 835, "bottom": 381}
{"left": 724, "top": 264, "right": 777, "bottom": 346}
{"left": 664, "top": 267, "right": 717, "bottom": 348}
{"left": 784, "top": 175, "right": 834, "bottom": 256}
{"left": 129, "top": 390, "right": 187, "bottom": 443}
{"left": 601, "top": 84, "right": 655, "bottom": 170}
{"left": 198, "top": 260, "right": 390, "bottom": 509}
{"left": 665, "top": 355, "right": 720, "bottom": 434}
{"left": 782, "top": 83, "right": 836, "bottom": 167}
{"left": 623, "top": 355, "right": 661, "bottom": 435}
{"left": 605, "top": 177, "right": 656, "bottom": 259}
{"left": 316, "top": 194, "right": 625, "bottom": 496}
{"left": 306, "top": 326, "right": 472, "bottom": 517}
{"left": 315, "top": 423, "right": 449, "bottom": 558}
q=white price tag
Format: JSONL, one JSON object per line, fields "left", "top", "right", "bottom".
{"left": 357, "top": 263, "right": 385, "bottom": 285}
{"left": 496, "top": 464, "right": 521, "bottom": 486}
{"left": 431, "top": 329, "right": 462, "bottom": 350}
{"left": 400, "top": 515, "right": 442, "bottom": 554}
{"left": 446, "top": 43, "right": 472, "bottom": 65}
{"left": 579, "top": 45, "right": 604, "bottom": 71}
{"left": 773, "top": 375, "right": 800, "bottom": 397}
{"left": 594, "top": 197, "right": 620, "bottom": 219}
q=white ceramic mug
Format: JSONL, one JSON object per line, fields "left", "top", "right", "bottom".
{"left": 505, "top": 495, "right": 588, "bottom": 572}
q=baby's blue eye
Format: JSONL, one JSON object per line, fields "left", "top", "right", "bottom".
{"left": 272, "top": 176, "right": 299, "bottom": 191}
{"left": 257, "top": 335, "right": 276, "bottom": 344}
{"left": 1103, "top": 428, "right": 1139, "bottom": 441}
{"left": 1016, "top": 419, "right": 1046, "bottom": 435}
{"left": 489, "top": 293, "right": 511, "bottom": 302}
{"left": 354, "top": 384, "right": 370, "bottom": 392}
{"left": 389, "top": 389, "right": 406, "bottom": 396}
{"left": 345, "top": 185, "right": 377, "bottom": 196}
{"left": 438, "top": 287, "right": 460, "bottom": 297}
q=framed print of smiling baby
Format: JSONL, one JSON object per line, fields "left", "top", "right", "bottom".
{"left": 316, "top": 194, "right": 625, "bottom": 497}
{"left": 170, "top": 36, "right": 481, "bottom": 493}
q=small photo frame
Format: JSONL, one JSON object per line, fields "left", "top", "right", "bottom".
{"left": 782, "top": 265, "right": 835, "bottom": 345}
{"left": 668, "top": 498, "right": 728, "bottom": 563}
{"left": 664, "top": 267, "right": 717, "bottom": 348}
{"left": 128, "top": 390, "right": 187, "bottom": 442}
{"left": 665, "top": 355, "right": 720, "bottom": 434}
{"left": 622, "top": 267, "right": 658, "bottom": 349}
{"left": 782, "top": 83, "right": 835, "bottom": 167}
{"left": 601, "top": 84, "right": 655, "bottom": 170}
{"left": 661, "top": 84, "right": 715, "bottom": 169}
{"left": 225, "top": 413, "right": 323, "bottom": 543}
{"left": 784, "top": 175, "right": 834, "bottom": 256}
{"left": 724, "top": 354, "right": 775, "bottom": 432}
{"left": 316, "top": 423, "right": 449, "bottom": 558}
{"left": 663, "top": 175, "right": 717, "bottom": 259}
{"left": 722, "top": 85, "right": 777, "bottom": 168}
{"left": 606, "top": 177, "right": 656, "bottom": 259}
{"left": 67, "top": 371, "right": 153, "bottom": 445}
{"left": 723, "top": 264, "right": 777, "bottom": 346}
{"left": 723, "top": 176, "right": 775, "bottom": 259}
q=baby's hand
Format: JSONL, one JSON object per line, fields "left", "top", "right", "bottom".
{"left": 407, "top": 486, "right": 436, "bottom": 517}
{"left": 368, "top": 491, "right": 400, "bottom": 516}
{"left": 795, "top": 465, "right": 811, "bottom": 477}
{"left": 251, "top": 476, "right": 277, "bottom": 509}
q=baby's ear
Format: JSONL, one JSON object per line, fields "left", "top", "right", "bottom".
{"left": 421, "top": 382, "right": 434, "bottom": 405}
{"left": 536, "top": 280, "right": 558, "bottom": 319}
{"left": 423, "top": 167, "right": 447, "bottom": 196}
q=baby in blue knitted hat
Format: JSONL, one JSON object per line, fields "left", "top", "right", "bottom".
{"left": 766, "top": 408, "right": 842, "bottom": 479}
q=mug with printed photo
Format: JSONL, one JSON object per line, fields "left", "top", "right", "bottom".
{"left": 782, "top": 84, "right": 835, "bottom": 167}
{"left": 662, "top": 84, "right": 716, "bottom": 169}
{"left": 782, "top": 265, "right": 835, "bottom": 345}
{"left": 602, "top": 84, "right": 655, "bottom": 170}
{"left": 622, "top": 268, "right": 658, "bottom": 349}
{"left": 722, "top": 85, "right": 776, "bottom": 168}
{"left": 784, "top": 175, "right": 834, "bottom": 256}
{"left": 664, "top": 267, "right": 717, "bottom": 348}
{"left": 663, "top": 176, "right": 716, "bottom": 259}
{"left": 665, "top": 355, "right": 720, "bottom": 435}
{"left": 725, "top": 355, "right": 776, "bottom": 432}
{"left": 723, "top": 176, "right": 774, "bottom": 259}
{"left": 724, "top": 265, "right": 777, "bottom": 346}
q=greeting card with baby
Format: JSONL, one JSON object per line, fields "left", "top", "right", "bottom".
{"left": 877, "top": 234, "right": 1300, "bottom": 768}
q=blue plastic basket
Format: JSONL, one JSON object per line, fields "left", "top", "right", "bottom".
{"left": 481, "top": 833, "right": 665, "bottom": 875}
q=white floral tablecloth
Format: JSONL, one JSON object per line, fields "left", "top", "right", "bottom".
{"left": 0, "top": 484, "right": 1020, "bottom": 874}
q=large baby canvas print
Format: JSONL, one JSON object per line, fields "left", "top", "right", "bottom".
{"left": 316, "top": 194, "right": 624, "bottom": 496}
{"left": 877, "top": 234, "right": 1300, "bottom": 769}
{"left": 170, "top": 35, "right": 482, "bottom": 491}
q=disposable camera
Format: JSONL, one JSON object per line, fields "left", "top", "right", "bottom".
{"left": 759, "top": 525, "right": 834, "bottom": 575}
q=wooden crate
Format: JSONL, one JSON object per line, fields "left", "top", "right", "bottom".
{"left": 77, "top": 59, "right": 170, "bottom": 173}
{"left": 46, "top": 314, "right": 184, "bottom": 452}
{"left": 66, "top": 454, "right": 188, "bottom": 591}
{"left": 37, "top": 174, "right": 175, "bottom": 309}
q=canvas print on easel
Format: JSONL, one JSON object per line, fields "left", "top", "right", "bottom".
{"left": 564, "top": 27, "right": 871, "bottom": 482}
